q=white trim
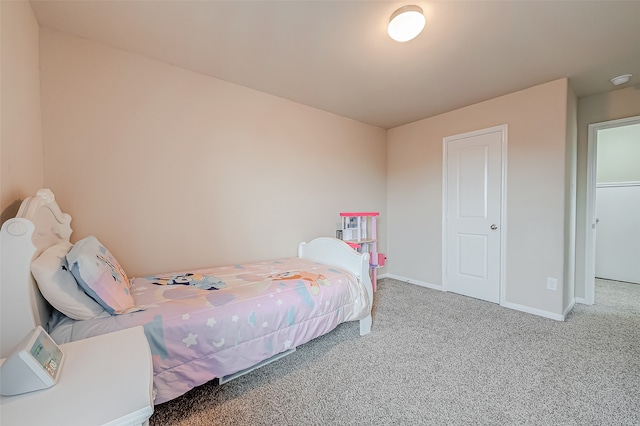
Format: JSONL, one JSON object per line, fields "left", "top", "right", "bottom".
{"left": 441, "top": 139, "right": 448, "bottom": 293}
{"left": 500, "top": 127, "right": 508, "bottom": 306}
{"left": 382, "top": 273, "right": 443, "bottom": 291}
{"left": 441, "top": 124, "right": 508, "bottom": 305}
{"left": 596, "top": 181, "right": 640, "bottom": 188}
{"left": 563, "top": 299, "right": 576, "bottom": 319}
{"left": 585, "top": 124, "right": 597, "bottom": 305}
{"left": 501, "top": 301, "right": 566, "bottom": 321}
{"left": 584, "top": 116, "right": 640, "bottom": 306}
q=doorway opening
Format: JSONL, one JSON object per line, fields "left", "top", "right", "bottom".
{"left": 584, "top": 116, "right": 640, "bottom": 304}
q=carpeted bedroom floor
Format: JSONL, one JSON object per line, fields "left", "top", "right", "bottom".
{"left": 149, "top": 278, "right": 640, "bottom": 425}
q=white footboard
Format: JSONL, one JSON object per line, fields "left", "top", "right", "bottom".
{"left": 298, "top": 237, "right": 373, "bottom": 335}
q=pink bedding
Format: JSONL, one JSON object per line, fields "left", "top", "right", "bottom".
{"left": 49, "top": 257, "right": 369, "bottom": 404}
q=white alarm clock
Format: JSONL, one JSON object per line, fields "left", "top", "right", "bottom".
{"left": 0, "top": 326, "right": 65, "bottom": 396}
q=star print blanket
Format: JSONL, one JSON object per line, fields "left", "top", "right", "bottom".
{"left": 47, "top": 257, "right": 370, "bottom": 404}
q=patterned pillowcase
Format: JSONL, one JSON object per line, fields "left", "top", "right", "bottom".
{"left": 66, "top": 236, "right": 136, "bottom": 315}
{"left": 31, "top": 241, "right": 107, "bottom": 320}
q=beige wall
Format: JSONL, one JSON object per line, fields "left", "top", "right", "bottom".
{"left": 575, "top": 86, "right": 640, "bottom": 299}
{"left": 5, "top": 6, "right": 632, "bottom": 314}
{"left": 0, "top": 1, "right": 43, "bottom": 222}
{"left": 596, "top": 123, "right": 640, "bottom": 183}
{"left": 39, "top": 28, "right": 387, "bottom": 276}
{"left": 387, "top": 79, "right": 570, "bottom": 317}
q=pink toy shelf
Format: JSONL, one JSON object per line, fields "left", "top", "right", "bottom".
{"left": 338, "top": 212, "right": 386, "bottom": 291}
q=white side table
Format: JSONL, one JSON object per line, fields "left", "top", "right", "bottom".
{"left": 0, "top": 326, "right": 154, "bottom": 426}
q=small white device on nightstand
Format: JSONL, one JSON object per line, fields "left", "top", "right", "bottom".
{"left": 0, "top": 326, "right": 65, "bottom": 396}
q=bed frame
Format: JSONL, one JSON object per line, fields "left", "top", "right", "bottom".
{"left": 0, "top": 189, "right": 373, "bottom": 358}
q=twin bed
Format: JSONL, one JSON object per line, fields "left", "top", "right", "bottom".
{"left": 0, "top": 189, "right": 373, "bottom": 404}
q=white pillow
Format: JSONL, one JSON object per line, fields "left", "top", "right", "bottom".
{"left": 31, "top": 241, "right": 107, "bottom": 320}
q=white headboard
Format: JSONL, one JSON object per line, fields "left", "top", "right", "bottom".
{"left": 0, "top": 189, "right": 72, "bottom": 357}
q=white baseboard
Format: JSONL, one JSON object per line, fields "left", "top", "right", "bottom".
{"left": 379, "top": 273, "right": 443, "bottom": 291}
{"left": 563, "top": 299, "right": 575, "bottom": 318}
{"left": 380, "top": 273, "right": 567, "bottom": 321}
{"left": 501, "top": 301, "right": 565, "bottom": 321}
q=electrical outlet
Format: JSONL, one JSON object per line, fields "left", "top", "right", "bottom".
{"left": 546, "top": 277, "right": 558, "bottom": 291}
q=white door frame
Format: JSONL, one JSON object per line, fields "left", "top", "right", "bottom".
{"left": 442, "top": 124, "right": 508, "bottom": 304}
{"left": 584, "top": 115, "right": 640, "bottom": 304}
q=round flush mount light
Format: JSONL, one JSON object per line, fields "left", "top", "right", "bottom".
{"left": 610, "top": 74, "right": 632, "bottom": 86}
{"left": 388, "top": 5, "right": 426, "bottom": 42}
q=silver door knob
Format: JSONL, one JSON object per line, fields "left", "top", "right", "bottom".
{"left": 490, "top": 224, "right": 498, "bottom": 230}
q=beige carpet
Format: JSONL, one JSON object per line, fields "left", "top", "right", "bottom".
{"left": 149, "top": 278, "right": 640, "bottom": 425}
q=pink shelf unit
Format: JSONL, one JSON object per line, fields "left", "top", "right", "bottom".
{"left": 339, "top": 212, "right": 385, "bottom": 291}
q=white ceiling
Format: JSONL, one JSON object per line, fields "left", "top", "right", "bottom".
{"left": 30, "top": 0, "right": 640, "bottom": 129}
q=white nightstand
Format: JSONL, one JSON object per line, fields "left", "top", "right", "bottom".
{"left": 0, "top": 326, "right": 154, "bottom": 426}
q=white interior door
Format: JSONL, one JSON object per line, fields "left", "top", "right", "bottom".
{"left": 595, "top": 183, "right": 640, "bottom": 284}
{"left": 444, "top": 126, "right": 505, "bottom": 303}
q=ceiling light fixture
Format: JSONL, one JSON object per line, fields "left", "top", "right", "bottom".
{"left": 388, "top": 5, "right": 425, "bottom": 42}
{"left": 610, "top": 74, "right": 632, "bottom": 86}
